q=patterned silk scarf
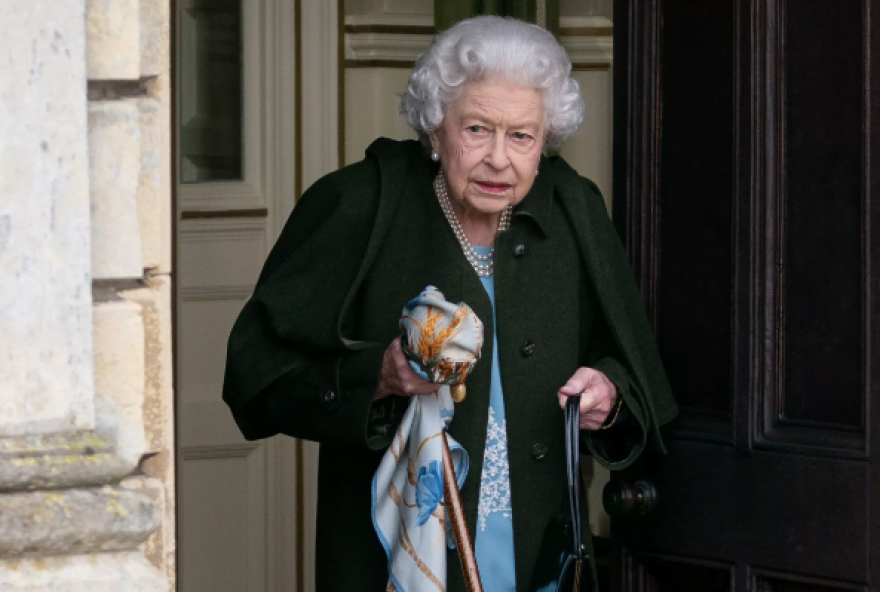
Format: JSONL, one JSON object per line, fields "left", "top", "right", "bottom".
{"left": 371, "top": 286, "right": 484, "bottom": 592}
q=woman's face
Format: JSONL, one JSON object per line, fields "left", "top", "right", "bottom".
{"left": 429, "top": 78, "right": 546, "bottom": 215}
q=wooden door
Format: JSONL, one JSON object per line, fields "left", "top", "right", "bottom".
{"left": 174, "top": 0, "right": 337, "bottom": 590}
{"left": 175, "top": 1, "right": 294, "bottom": 590}
{"left": 609, "top": 0, "right": 879, "bottom": 590}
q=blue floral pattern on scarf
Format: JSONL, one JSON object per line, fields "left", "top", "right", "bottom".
{"left": 415, "top": 460, "right": 444, "bottom": 526}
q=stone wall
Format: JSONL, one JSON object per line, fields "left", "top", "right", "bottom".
{"left": 0, "top": 0, "right": 174, "bottom": 589}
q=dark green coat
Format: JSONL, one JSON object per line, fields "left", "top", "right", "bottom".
{"left": 223, "top": 138, "right": 677, "bottom": 592}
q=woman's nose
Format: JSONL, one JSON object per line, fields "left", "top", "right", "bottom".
{"left": 485, "top": 132, "right": 510, "bottom": 170}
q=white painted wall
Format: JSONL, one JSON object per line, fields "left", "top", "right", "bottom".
{"left": 344, "top": 68, "right": 415, "bottom": 164}
{"left": 560, "top": 69, "right": 614, "bottom": 210}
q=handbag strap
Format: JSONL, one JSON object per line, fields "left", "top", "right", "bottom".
{"left": 564, "top": 395, "right": 584, "bottom": 562}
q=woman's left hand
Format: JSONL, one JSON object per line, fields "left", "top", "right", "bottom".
{"left": 558, "top": 367, "right": 618, "bottom": 430}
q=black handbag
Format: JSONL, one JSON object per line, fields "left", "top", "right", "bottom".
{"left": 557, "top": 394, "right": 588, "bottom": 591}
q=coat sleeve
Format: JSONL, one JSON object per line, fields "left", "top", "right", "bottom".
{"left": 568, "top": 174, "right": 679, "bottom": 470}
{"left": 221, "top": 158, "right": 403, "bottom": 450}
{"left": 580, "top": 304, "right": 651, "bottom": 469}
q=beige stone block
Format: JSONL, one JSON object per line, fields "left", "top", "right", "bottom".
{"left": 140, "top": 0, "right": 170, "bottom": 78}
{"left": 93, "top": 298, "right": 146, "bottom": 467}
{"left": 119, "top": 276, "right": 175, "bottom": 587}
{"left": 120, "top": 475, "right": 172, "bottom": 583}
{"left": 0, "top": 432, "right": 133, "bottom": 493}
{"left": 0, "top": 551, "right": 168, "bottom": 591}
{"left": 87, "top": 0, "right": 140, "bottom": 80}
{"left": 0, "top": 0, "right": 95, "bottom": 437}
{"left": 118, "top": 278, "right": 173, "bottom": 458}
{"left": 138, "top": 97, "right": 172, "bottom": 272}
{"left": 0, "top": 486, "right": 159, "bottom": 557}
{"left": 90, "top": 100, "right": 144, "bottom": 279}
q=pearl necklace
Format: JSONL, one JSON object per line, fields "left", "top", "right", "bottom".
{"left": 433, "top": 170, "right": 512, "bottom": 277}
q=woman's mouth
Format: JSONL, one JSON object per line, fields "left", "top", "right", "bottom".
{"left": 474, "top": 181, "right": 512, "bottom": 193}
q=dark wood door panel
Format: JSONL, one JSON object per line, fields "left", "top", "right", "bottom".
{"left": 620, "top": 549, "right": 733, "bottom": 592}
{"left": 754, "top": 571, "right": 869, "bottom": 592}
{"left": 656, "top": 0, "right": 736, "bottom": 439}
{"left": 613, "top": 0, "right": 878, "bottom": 588}
{"left": 615, "top": 551, "right": 870, "bottom": 592}
{"left": 752, "top": 0, "right": 870, "bottom": 457}
{"left": 779, "top": 0, "right": 866, "bottom": 432}
{"left": 619, "top": 441, "right": 868, "bottom": 583}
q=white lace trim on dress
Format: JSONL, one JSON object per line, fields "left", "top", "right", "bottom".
{"left": 478, "top": 407, "right": 512, "bottom": 531}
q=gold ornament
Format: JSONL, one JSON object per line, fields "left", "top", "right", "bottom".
{"left": 451, "top": 384, "right": 466, "bottom": 403}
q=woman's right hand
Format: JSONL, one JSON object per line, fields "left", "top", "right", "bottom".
{"left": 375, "top": 337, "right": 440, "bottom": 400}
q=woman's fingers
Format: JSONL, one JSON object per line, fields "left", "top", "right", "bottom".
{"left": 391, "top": 338, "right": 438, "bottom": 394}
{"left": 398, "top": 369, "right": 439, "bottom": 395}
{"left": 558, "top": 366, "right": 594, "bottom": 395}
{"left": 376, "top": 337, "right": 440, "bottom": 399}
{"left": 558, "top": 367, "right": 618, "bottom": 430}
{"left": 579, "top": 390, "right": 608, "bottom": 430}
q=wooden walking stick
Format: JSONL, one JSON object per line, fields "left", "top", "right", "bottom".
{"left": 441, "top": 383, "right": 483, "bottom": 592}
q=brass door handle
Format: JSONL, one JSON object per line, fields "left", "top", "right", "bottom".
{"left": 602, "top": 479, "right": 657, "bottom": 517}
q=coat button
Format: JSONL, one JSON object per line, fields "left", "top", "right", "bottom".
{"left": 514, "top": 244, "right": 526, "bottom": 257}
{"left": 321, "top": 389, "right": 337, "bottom": 404}
{"left": 520, "top": 340, "right": 535, "bottom": 357}
{"left": 531, "top": 443, "right": 548, "bottom": 461}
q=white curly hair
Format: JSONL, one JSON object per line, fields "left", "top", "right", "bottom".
{"left": 400, "top": 15, "right": 585, "bottom": 149}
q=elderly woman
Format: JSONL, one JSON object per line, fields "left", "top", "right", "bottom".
{"left": 223, "top": 15, "right": 676, "bottom": 592}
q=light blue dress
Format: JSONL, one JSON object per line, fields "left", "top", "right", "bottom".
{"left": 473, "top": 247, "right": 518, "bottom": 592}
{"left": 474, "top": 247, "right": 558, "bottom": 592}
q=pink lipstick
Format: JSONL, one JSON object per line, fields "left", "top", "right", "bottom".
{"left": 475, "top": 181, "right": 511, "bottom": 193}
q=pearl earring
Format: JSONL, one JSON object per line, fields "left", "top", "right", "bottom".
{"left": 430, "top": 151, "right": 440, "bottom": 162}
